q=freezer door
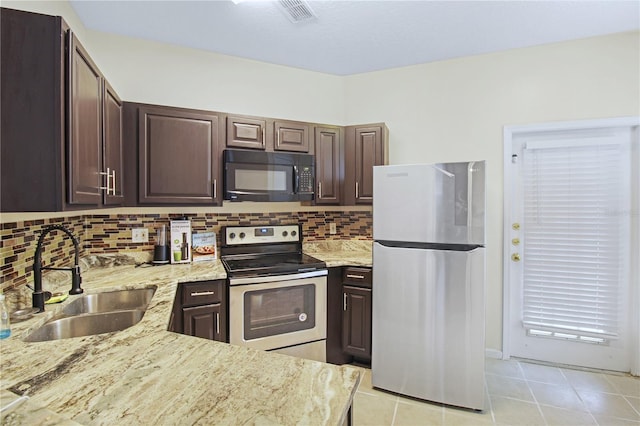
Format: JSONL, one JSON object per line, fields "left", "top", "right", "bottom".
{"left": 371, "top": 242, "right": 485, "bottom": 410}
{"left": 373, "top": 162, "right": 485, "bottom": 245}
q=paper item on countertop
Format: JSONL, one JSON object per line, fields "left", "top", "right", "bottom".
{"left": 192, "top": 232, "right": 217, "bottom": 262}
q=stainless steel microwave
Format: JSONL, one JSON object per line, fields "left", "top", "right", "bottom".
{"left": 223, "top": 149, "right": 315, "bottom": 202}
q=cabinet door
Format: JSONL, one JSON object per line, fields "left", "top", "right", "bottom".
{"left": 226, "top": 115, "right": 266, "bottom": 150}
{"left": 344, "top": 124, "right": 387, "bottom": 205}
{"left": 274, "top": 120, "right": 310, "bottom": 152}
{"left": 1, "top": 9, "right": 66, "bottom": 212}
{"left": 183, "top": 304, "right": 224, "bottom": 341}
{"left": 314, "top": 127, "right": 342, "bottom": 204}
{"left": 138, "top": 106, "right": 220, "bottom": 204}
{"left": 102, "top": 80, "right": 124, "bottom": 205}
{"left": 353, "top": 126, "right": 380, "bottom": 204}
{"left": 68, "top": 32, "right": 102, "bottom": 206}
{"left": 326, "top": 268, "right": 352, "bottom": 365}
{"left": 342, "top": 285, "right": 372, "bottom": 360}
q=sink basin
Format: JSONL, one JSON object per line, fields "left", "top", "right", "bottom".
{"left": 24, "top": 287, "right": 156, "bottom": 342}
{"left": 62, "top": 288, "right": 156, "bottom": 315}
{"left": 24, "top": 310, "right": 146, "bottom": 342}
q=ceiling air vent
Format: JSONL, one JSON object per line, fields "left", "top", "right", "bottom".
{"left": 276, "top": 0, "right": 317, "bottom": 23}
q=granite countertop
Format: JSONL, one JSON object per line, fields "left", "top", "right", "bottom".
{"left": 304, "top": 240, "right": 372, "bottom": 268}
{"left": 0, "top": 248, "right": 366, "bottom": 425}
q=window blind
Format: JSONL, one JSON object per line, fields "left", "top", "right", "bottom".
{"left": 521, "top": 141, "right": 628, "bottom": 340}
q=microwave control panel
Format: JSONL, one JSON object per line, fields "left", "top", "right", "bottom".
{"left": 298, "top": 166, "right": 314, "bottom": 193}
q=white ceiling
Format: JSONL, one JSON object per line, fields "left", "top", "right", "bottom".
{"left": 69, "top": 0, "right": 640, "bottom": 76}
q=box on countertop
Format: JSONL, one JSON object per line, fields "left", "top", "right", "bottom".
{"left": 192, "top": 232, "right": 217, "bottom": 262}
{"left": 170, "top": 219, "right": 191, "bottom": 264}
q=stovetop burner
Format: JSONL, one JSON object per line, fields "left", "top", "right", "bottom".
{"left": 222, "top": 252, "right": 326, "bottom": 278}
{"left": 220, "top": 224, "right": 326, "bottom": 279}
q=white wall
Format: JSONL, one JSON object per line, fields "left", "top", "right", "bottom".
{"left": 3, "top": 0, "right": 639, "bottom": 352}
{"left": 344, "top": 31, "right": 640, "bottom": 351}
{"left": 85, "top": 32, "right": 345, "bottom": 125}
{"left": 1, "top": 0, "right": 345, "bottom": 125}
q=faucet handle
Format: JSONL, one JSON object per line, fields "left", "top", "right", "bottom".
{"left": 69, "top": 265, "right": 83, "bottom": 295}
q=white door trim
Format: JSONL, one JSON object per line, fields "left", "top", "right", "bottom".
{"left": 502, "top": 116, "right": 640, "bottom": 375}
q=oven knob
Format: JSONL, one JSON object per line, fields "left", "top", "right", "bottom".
{"left": 291, "top": 230, "right": 297, "bottom": 237}
{"left": 239, "top": 232, "right": 246, "bottom": 239}
{"left": 282, "top": 231, "right": 288, "bottom": 237}
{"left": 229, "top": 233, "right": 236, "bottom": 239}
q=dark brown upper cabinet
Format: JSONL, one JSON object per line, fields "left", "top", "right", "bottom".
{"left": 67, "top": 33, "right": 103, "bottom": 206}
{"left": 344, "top": 124, "right": 389, "bottom": 205}
{"left": 314, "top": 126, "right": 343, "bottom": 205}
{"left": 136, "top": 104, "right": 221, "bottom": 205}
{"left": 102, "top": 80, "right": 124, "bottom": 205}
{"left": 226, "top": 115, "right": 267, "bottom": 150}
{"left": 274, "top": 120, "right": 310, "bottom": 152}
{"left": 0, "top": 8, "right": 123, "bottom": 212}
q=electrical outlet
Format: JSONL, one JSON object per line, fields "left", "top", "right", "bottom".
{"left": 329, "top": 223, "right": 337, "bottom": 235}
{"left": 131, "top": 228, "right": 149, "bottom": 243}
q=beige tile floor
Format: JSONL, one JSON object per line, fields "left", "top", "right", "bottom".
{"left": 352, "top": 358, "right": 640, "bottom": 425}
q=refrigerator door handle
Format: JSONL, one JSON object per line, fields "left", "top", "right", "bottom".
{"left": 467, "top": 161, "right": 475, "bottom": 230}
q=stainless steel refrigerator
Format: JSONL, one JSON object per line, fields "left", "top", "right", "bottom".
{"left": 371, "top": 161, "right": 486, "bottom": 411}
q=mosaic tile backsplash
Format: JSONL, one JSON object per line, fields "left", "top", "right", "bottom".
{"left": 1, "top": 210, "right": 372, "bottom": 292}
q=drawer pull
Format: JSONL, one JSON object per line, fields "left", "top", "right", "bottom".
{"left": 346, "top": 274, "right": 365, "bottom": 280}
{"left": 190, "top": 291, "right": 215, "bottom": 297}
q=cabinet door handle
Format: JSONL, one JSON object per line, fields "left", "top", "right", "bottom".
{"left": 318, "top": 182, "right": 322, "bottom": 199}
{"left": 190, "top": 291, "right": 215, "bottom": 297}
{"left": 343, "top": 293, "right": 347, "bottom": 311}
{"left": 213, "top": 179, "right": 217, "bottom": 200}
{"left": 216, "top": 312, "right": 220, "bottom": 335}
{"left": 262, "top": 127, "right": 265, "bottom": 147}
{"left": 99, "top": 168, "right": 111, "bottom": 193}
{"left": 355, "top": 181, "right": 359, "bottom": 199}
{"left": 111, "top": 170, "right": 117, "bottom": 195}
{"left": 346, "top": 274, "right": 365, "bottom": 280}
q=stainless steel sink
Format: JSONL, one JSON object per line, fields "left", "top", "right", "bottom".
{"left": 62, "top": 288, "right": 155, "bottom": 315}
{"left": 24, "top": 287, "right": 156, "bottom": 342}
{"left": 24, "top": 310, "right": 146, "bottom": 342}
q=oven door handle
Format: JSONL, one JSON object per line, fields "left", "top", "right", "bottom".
{"left": 228, "top": 269, "right": 328, "bottom": 286}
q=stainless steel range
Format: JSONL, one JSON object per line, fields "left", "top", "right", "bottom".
{"left": 221, "top": 224, "right": 327, "bottom": 362}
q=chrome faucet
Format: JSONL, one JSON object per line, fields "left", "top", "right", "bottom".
{"left": 32, "top": 224, "right": 83, "bottom": 312}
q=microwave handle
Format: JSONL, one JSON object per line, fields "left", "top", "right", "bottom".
{"left": 293, "top": 165, "right": 299, "bottom": 194}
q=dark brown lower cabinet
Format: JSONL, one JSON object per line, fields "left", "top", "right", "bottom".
{"left": 183, "top": 304, "right": 223, "bottom": 341}
{"left": 326, "top": 268, "right": 352, "bottom": 364}
{"left": 342, "top": 285, "right": 372, "bottom": 360}
{"left": 171, "top": 280, "right": 227, "bottom": 342}
{"left": 326, "top": 266, "right": 373, "bottom": 365}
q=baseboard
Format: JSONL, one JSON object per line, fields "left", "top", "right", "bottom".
{"left": 485, "top": 348, "right": 503, "bottom": 359}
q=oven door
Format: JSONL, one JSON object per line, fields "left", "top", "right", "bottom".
{"left": 229, "top": 272, "right": 327, "bottom": 352}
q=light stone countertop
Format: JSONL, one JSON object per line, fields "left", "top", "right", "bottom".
{"left": 304, "top": 240, "right": 373, "bottom": 268}
{"left": 0, "top": 252, "right": 364, "bottom": 425}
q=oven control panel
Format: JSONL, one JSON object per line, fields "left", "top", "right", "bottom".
{"left": 224, "top": 224, "right": 301, "bottom": 245}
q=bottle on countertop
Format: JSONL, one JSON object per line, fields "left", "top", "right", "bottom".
{"left": 0, "top": 293, "right": 11, "bottom": 339}
{"left": 181, "top": 232, "right": 189, "bottom": 261}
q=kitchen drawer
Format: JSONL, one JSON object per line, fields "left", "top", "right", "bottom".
{"left": 342, "top": 267, "right": 372, "bottom": 288}
{"left": 182, "top": 281, "right": 223, "bottom": 306}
